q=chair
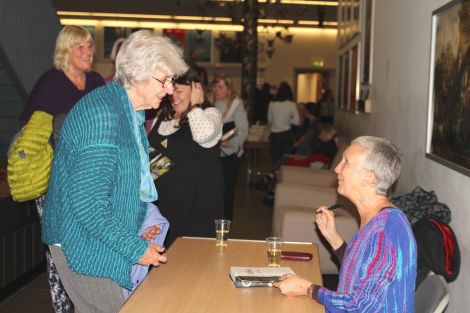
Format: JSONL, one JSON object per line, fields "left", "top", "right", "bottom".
{"left": 415, "top": 273, "right": 450, "bottom": 313}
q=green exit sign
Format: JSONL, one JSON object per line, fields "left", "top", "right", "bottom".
{"left": 312, "top": 59, "right": 324, "bottom": 68}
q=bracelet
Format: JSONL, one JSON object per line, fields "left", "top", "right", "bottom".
{"left": 307, "top": 284, "right": 315, "bottom": 298}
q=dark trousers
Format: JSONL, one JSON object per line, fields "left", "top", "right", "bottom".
{"left": 270, "top": 129, "right": 295, "bottom": 168}
{"left": 221, "top": 154, "right": 241, "bottom": 221}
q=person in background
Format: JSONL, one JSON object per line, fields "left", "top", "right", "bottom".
{"left": 287, "top": 123, "right": 338, "bottom": 168}
{"left": 105, "top": 37, "right": 125, "bottom": 82}
{"left": 148, "top": 69, "right": 224, "bottom": 247}
{"left": 293, "top": 102, "right": 309, "bottom": 141}
{"left": 293, "top": 102, "right": 321, "bottom": 157}
{"left": 42, "top": 30, "right": 187, "bottom": 313}
{"left": 254, "top": 82, "right": 272, "bottom": 124}
{"left": 274, "top": 136, "right": 417, "bottom": 312}
{"left": 268, "top": 81, "right": 300, "bottom": 167}
{"left": 318, "top": 88, "right": 335, "bottom": 123}
{"left": 212, "top": 73, "right": 249, "bottom": 221}
{"left": 20, "top": 26, "right": 104, "bottom": 123}
{"left": 260, "top": 124, "right": 337, "bottom": 207}
{"left": 19, "top": 25, "right": 105, "bottom": 313}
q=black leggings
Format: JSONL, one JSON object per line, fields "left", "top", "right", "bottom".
{"left": 269, "top": 129, "right": 295, "bottom": 168}
{"left": 221, "top": 154, "right": 241, "bottom": 221}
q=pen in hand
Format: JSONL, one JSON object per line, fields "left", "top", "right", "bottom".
{"left": 315, "top": 204, "right": 342, "bottom": 214}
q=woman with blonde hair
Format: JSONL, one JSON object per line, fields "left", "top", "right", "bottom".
{"left": 21, "top": 25, "right": 104, "bottom": 122}
{"left": 212, "top": 74, "right": 249, "bottom": 220}
{"left": 19, "top": 25, "right": 105, "bottom": 313}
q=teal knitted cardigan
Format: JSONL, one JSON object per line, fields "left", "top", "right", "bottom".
{"left": 42, "top": 82, "right": 149, "bottom": 290}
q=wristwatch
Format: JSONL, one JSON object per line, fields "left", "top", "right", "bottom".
{"left": 307, "top": 284, "right": 315, "bottom": 298}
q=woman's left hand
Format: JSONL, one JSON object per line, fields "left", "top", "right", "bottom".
{"left": 141, "top": 225, "right": 161, "bottom": 241}
{"left": 273, "top": 274, "right": 312, "bottom": 296}
{"left": 190, "top": 82, "right": 204, "bottom": 107}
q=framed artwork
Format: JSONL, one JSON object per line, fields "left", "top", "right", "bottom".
{"left": 186, "top": 30, "right": 212, "bottom": 63}
{"left": 361, "top": 0, "right": 373, "bottom": 84}
{"left": 103, "top": 27, "right": 153, "bottom": 59}
{"left": 216, "top": 31, "right": 242, "bottom": 63}
{"left": 350, "top": 44, "right": 359, "bottom": 112}
{"left": 162, "top": 28, "right": 186, "bottom": 50}
{"left": 426, "top": 0, "right": 470, "bottom": 176}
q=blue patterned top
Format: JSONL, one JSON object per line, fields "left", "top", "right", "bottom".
{"left": 318, "top": 208, "right": 417, "bottom": 312}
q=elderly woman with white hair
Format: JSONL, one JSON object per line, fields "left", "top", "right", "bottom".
{"left": 274, "top": 136, "right": 417, "bottom": 312}
{"left": 41, "top": 30, "right": 187, "bottom": 313}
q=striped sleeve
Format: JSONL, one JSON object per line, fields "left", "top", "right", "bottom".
{"left": 318, "top": 232, "right": 397, "bottom": 312}
{"left": 67, "top": 143, "right": 148, "bottom": 264}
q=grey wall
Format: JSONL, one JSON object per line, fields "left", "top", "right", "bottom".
{"left": 0, "top": 0, "right": 60, "bottom": 159}
{"left": 335, "top": 0, "right": 469, "bottom": 311}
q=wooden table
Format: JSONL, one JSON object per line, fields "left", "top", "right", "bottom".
{"left": 119, "top": 237, "right": 324, "bottom": 313}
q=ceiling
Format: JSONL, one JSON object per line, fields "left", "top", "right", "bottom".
{"left": 53, "top": 0, "right": 339, "bottom": 29}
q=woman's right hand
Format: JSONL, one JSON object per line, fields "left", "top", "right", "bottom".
{"left": 190, "top": 82, "right": 204, "bottom": 107}
{"left": 138, "top": 242, "right": 167, "bottom": 266}
{"left": 315, "top": 206, "right": 344, "bottom": 250}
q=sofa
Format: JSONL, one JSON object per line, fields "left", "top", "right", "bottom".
{"left": 272, "top": 144, "right": 360, "bottom": 274}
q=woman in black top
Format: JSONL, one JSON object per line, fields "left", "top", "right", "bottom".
{"left": 148, "top": 69, "right": 224, "bottom": 247}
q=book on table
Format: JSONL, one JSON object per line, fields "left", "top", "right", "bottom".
{"left": 229, "top": 266, "right": 295, "bottom": 288}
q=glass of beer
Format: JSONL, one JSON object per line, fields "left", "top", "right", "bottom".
{"left": 214, "top": 219, "right": 231, "bottom": 247}
{"left": 266, "top": 237, "right": 282, "bottom": 267}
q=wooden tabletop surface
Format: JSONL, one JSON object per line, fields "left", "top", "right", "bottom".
{"left": 119, "top": 237, "right": 324, "bottom": 313}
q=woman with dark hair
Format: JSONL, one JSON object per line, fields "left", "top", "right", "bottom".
{"left": 268, "top": 81, "right": 300, "bottom": 166}
{"left": 148, "top": 69, "right": 224, "bottom": 246}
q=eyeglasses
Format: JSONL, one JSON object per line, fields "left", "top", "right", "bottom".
{"left": 152, "top": 76, "right": 174, "bottom": 89}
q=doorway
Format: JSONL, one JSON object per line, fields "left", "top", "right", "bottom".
{"left": 294, "top": 68, "right": 334, "bottom": 103}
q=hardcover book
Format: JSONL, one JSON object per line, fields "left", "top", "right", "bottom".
{"left": 229, "top": 266, "right": 295, "bottom": 288}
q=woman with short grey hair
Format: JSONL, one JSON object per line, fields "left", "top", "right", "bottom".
{"left": 274, "top": 136, "right": 417, "bottom": 312}
{"left": 351, "top": 136, "right": 402, "bottom": 195}
{"left": 42, "top": 30, "right": 187, "bottom": 313}
{"left": 114, "top": 30, "right": 183, "bottom": 89}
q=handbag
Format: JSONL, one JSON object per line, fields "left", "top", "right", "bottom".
{"left": 7, "top": 111, "right": 53, "bottom": 202}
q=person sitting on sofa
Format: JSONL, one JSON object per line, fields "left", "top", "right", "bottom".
{"left": 273, "top": 136, "right": 417, "bottom": 312}
{"left": 259, "top": 123, "right": 337, "bottom": 195}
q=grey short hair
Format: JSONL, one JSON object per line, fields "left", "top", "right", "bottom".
{"left": 352, "top": 136, "right": 402, "bottom": 195}
{"left": 114, "top": 30, "right": 188, "bottom": 89}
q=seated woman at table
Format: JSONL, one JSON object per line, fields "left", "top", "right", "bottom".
{"left": 273, "top": 136, "right": 417, "bottom": 312}
{"left": 148, "top": 68, "right": 224, "bottom": 246}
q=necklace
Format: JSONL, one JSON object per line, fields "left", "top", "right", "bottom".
{"left": 66, "top": 71, "right": 86, "bottom": 90}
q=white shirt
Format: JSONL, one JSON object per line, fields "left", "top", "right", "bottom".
{"left": 158, "top": 107, "right": 222, "bottom": 148}
{"left": 214, "top": 97, "right": 249, "bottom": 157}
{"left": 268, "top": 100, "right": 300, "bottom": 133}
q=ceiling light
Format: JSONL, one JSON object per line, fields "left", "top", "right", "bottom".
{"left": 59, "top": 18, "right": 337, "bottom": 34}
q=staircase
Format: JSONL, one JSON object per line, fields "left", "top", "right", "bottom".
{"left": 0, "top": 0, "right": 61, "bottom": 302}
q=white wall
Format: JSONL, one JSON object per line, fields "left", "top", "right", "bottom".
{"left": 335, "top": 0, "right": 469, "bottom": 311}
{"left": 262, "top": 30, "right": 337, "bottom": 88}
